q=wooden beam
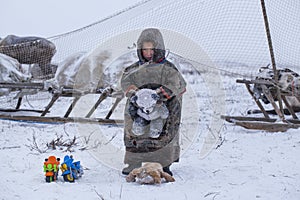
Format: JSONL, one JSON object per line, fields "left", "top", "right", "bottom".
{"left": 236, "top": 79, "right": 274, "bottom": 85}
{"left": 245, "top": 83, "right": 269, "bottom": 118}
{"left": 221, "top": 115, "right": 300, "bottom": 124}
{"left": 0, "top": 82, "right": 44, "bottom": 89}
{"left": 0, "top": 108, "right": 47, "bottom": 113}
{"left": 235, "top": 121, "right": 300, "bottom": 132}
{"left": 85, "top": 92, "right": 109, "bottom": 118}
{"left": 281, "top": 95, "right": 298, "bottom": 119}
{"left": 64, "top": 96, "right": 80, "bottom": 118}
{"left": 0, "top": 114, "right": 124, "bottom": 125}
{"left": 261, "top": 85, "right": 285, "bottom": 121}
{"left": 41, "top": 93, "right": 60, "bottom": 116}
{"left": 105, "top": 98, "right": 123, "bottom": 119}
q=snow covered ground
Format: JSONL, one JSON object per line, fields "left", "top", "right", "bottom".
{"left": 1, "top": 0, "right": 300, "bottom": 199}
{"left": 1, "top": 61, "right": 300, "bottom": 200}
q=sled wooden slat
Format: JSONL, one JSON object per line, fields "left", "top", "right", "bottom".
{"left": 105, "top": 97, "right": 123, "bottom": 119}
{"left": 221, "top": 115, "right": 300, "bottom": 132}
{"left": 260, "top": 84, "right": 285, "bottom": 120}
{"left": 245, "top": 83, "right": 270, "bottom": 118}
{"left": 234, "top": 121, "right": 300, "bottom": 132}
{"left": 0, "top": 81, "right": 124, "bottom": 124}
{"left": 226, "top": 78, "right": 300, "bottom": 131}
{"left": 16, "top": 98, "right": 22, "bottom": 109}
{"left": 221, "top": 115, "right": 300, "bottom": 124}
{"left": 221, "top": 115, "right": 277, "bottom": 123}
{"left": 85, "top": 91, "right": 110, "bottom": 118}
{"left": 64, "top": 96, "right": 81, "bottom": 118}
{"left": 281, "top": 95, "right": 298, "bottom": 119}
{"left": 0, "top": 114, "right": 124, "bottom": 125}
{"left": 0, "top": 82, "right": 44, "bottom": 89}
{"left": 236, "top": 79, "right": 275, "bottom": 86}
{"left": 0, "top": 108, "right": 47, "bottom": 113}
{"left": 41, "top": 93, "right": 60, "bottom": 116}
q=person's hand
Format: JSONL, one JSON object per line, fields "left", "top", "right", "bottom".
{"left": 155, "top": 87, "right": 162, "bottom": 94}
{"left": 125, "top": 85, "right": 138, "bottom": 97}
{"left": 156, "top": 86, "right": 171, "bottom": 101}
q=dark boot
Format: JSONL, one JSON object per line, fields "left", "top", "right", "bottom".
{"left": 122, "top": 163, "right": 141, "bottom": 175}
{"left": 163, "top": 165, "right": 173, "bottom": 176}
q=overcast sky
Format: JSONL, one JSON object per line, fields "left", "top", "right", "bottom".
{"left": 0, "top": 0, "right": 142, "bottom": 38}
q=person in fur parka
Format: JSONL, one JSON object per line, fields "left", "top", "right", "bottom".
{"left": 120, "top": 28, "right": 186, "bottom": 175}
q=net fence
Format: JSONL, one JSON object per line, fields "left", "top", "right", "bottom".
{"left": 0, "top": 0, "right": 299, "bottom": 112}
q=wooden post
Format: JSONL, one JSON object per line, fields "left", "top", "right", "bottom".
{"left": 281, "top": 95, "right": 298, "bottom": 119}
{"left": 41, "top": 93, "right": 60, "bottom": 116}
{"left": 16, "top": 97, "right": 22, "bottom": 109}
{"left": 105, "top": 98, "right": 123, "bottom": 119}
{"left": 64, "top": 96, "right": 80, "bottom": 118}
{"left": 261, "top": 85, "right": 284, "bottom": 119}
{"left": 245, "top": 83, "right": 270, "bottom": 118}
{"left": 260, "top": 0, "right": 285, "bottom": 121}
{"left": 85, "top": 92, "right": 109, "bottom": 118}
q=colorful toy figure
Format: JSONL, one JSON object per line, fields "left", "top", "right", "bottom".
{"left": 60, "top": 155, "right": 83, "bottom": 183}
{"left": 43, "top": 156, "right": 60, "bottom": 183}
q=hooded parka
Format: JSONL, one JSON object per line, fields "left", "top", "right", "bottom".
{"left": 120, "top": 28, "right": 186, "bottom": 168}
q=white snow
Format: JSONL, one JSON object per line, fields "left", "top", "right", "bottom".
{"left": 1, "top": 0, "right": 300, "bottom": 199}
{"left": 1, "top": 60, "right": 300, "bottom": 200}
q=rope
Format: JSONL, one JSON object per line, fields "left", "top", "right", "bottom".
{"left": 47, "top": 0, "right": 152, "bottom": 40}
{"left": 170, "top": 51, "right": 257, "bottom": 79}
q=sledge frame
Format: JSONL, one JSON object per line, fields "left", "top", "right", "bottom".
{"left": 221, "top": 0, "right": 300, "bottom": 132}
{"left": 221, "top": 78, "right": 300, "bottom": 132}
{"left": 0, "top": 82, "right": 124, "bottom": 125}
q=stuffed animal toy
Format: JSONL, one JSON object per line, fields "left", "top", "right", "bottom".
{"left": 126, "top": 162, "right": 175, "bottom": 184}
{"left": 130, "top": 88, "right": 169, "bottom": 138}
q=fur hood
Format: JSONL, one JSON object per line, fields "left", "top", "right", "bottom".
{"left": 136, "top": 28, "right": 166, "bottom": 64}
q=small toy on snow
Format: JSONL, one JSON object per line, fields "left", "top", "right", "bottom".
{"left": 43, "top": 156, "right": 60, "bottom": 183}
{"left": 60, "top": 155, "right": 83, "bottom": 182}
{"left": 126, "top": 162, "right": 175, "bottom": 184}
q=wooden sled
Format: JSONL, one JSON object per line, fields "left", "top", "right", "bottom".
{"left": 221, "top": 78, "right": 300, "bottom": 132}
{"left": 0, "top": 82, "right": 124, "bottom": 125}
{"left": 221, "top": 115, "right": 300, "bottom": 132}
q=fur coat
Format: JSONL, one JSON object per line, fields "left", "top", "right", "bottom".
{"left": 120, "top": 28, "right": 186, "bottom": 167}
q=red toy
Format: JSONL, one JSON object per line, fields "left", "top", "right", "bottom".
{"left": 44, "top": 156, "right": 60, "bottom": 182}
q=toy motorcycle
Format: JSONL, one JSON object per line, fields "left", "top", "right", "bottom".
{"left": 43, "top": 156, "right": 60, "bottom": 183}
{"left": 60, "top": 155, "right": 83, "bottom": 182}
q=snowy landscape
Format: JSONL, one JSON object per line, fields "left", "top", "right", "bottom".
{"left": 1, "top": 60, "right": 300, "bottom": 200}
{"left": 1, "top": 0, "right": 300, "bottom": 200}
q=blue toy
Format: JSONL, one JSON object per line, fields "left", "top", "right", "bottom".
{"left": 60, "top": 155, "right": 83, "bottom": 182}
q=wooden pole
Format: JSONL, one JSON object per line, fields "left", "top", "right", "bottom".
{"left": 260, "top": 0, "right": 285, "bottom": 121}
{"left": 260, "top": 0, "right": 277, "bottom": 75}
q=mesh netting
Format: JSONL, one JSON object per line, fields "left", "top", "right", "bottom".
{"left": 0, "top": 0, "right": 299, "bottom": 112}
{"left": 47, "top": 0, "right": 300, "bottom": 76}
